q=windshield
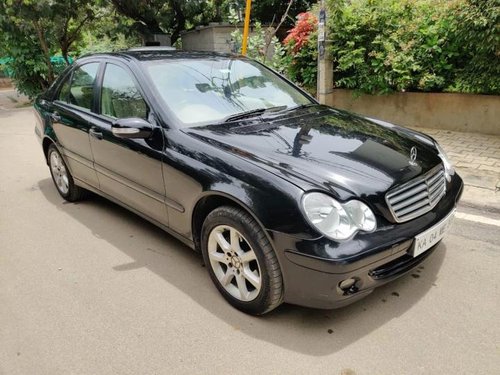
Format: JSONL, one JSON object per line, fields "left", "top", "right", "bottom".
{"left": 143, "top": 57, "right": 313, "bottom": 127}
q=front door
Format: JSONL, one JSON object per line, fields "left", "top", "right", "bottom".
{"left": 51, "top": 62, "right": 100, "bottom": 187}
{"left": 89, "top": 62, "right": 168, "bottom": 226}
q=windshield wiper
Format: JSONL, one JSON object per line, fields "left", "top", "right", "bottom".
{"left": 223, "top": 108, "right": 266, "bottom": 123}
{"left": 291, "top": 103, "right": 317, "bottom": 110}
{"left": 222, "top": 105, "right": 288, "bottom": 123}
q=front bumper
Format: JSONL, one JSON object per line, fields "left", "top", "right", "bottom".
{"left": 269, "top": 173, "right": 463, "bottom": 309}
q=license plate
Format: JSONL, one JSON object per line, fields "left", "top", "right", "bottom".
{"left": 411, "top": 210, "right": 455, "bottom": 257}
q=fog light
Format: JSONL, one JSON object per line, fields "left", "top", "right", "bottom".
{"left": 339, "top": 278, "right": 356, "bottom": 290}
{"left": 338, "top": 278, "right": 359, "bottom": 295}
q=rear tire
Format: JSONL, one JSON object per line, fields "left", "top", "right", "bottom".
{"left": 201, "top": 206, "right": 283, "bottom": 315}
{"left": 48, "top": 144, "right": 87, "bottom": 202}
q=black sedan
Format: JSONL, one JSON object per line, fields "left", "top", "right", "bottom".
{"left": 34, "top": 50, "right": 463, "bottom": 315}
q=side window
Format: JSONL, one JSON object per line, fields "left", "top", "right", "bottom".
{"left": 100, "top": 64, "right": 148, "bottom": 120}
{"left": 57, "top": 74, "right": 71, "bottom": 103}
{"left": 65, "top": 63, "right": 99, "bottom": 111}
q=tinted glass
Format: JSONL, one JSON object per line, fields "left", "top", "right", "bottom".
{"left": 144, "top": 58, "right": 312, "bottom": 127}
{"left": 68, "top": 63, "right": 99, "bottom": 110}
{"left": 100, "top": 64, "right": 148, "bottom": 120}
{"left": 57, "top": 75, "right": 71, "bottom": 102}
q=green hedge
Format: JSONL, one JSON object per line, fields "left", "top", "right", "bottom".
{"left": 326, "top": 0, "right": 499, "bottom": 95}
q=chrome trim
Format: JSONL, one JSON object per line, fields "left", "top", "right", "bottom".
{"left": 386, "top": 164, "right": 446, "bottom": 223}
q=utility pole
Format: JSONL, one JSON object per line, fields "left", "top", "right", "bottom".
{"left": 241, "top": 0, "right": 252, "bottom": 55}
{"left": 317, "top": 0, "right": 334, "bottom": 104}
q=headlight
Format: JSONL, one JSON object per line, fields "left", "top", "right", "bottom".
{"left": 302, "top": 192, "right": 377, "bottom": 241}
{"left": 435, "top": 142, "right": 455, "bottom": 181}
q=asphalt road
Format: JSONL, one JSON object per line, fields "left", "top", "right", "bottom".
{"left": 1, "top": 109, "right": 499, "bottom": 375}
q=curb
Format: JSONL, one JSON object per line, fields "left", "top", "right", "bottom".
{"left": 454, "top": 166, "right": 500, "bottom": 213}
{"left": 459, "top": 185, "right": 500, "bottom": 215}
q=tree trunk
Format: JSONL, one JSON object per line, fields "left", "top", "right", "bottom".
{"left": 213, "top": 0, "right": 223, "bottom": 22}
{"left": 61, "top": 45, "right": 70, "bottom": 65}
{"left": 111, "top": 0, "right": 164, "bottom": 43}
{"left": 59, "top": 14, "right": 93, "bottom": 65}
{"left": 263, "top": 0, "right": 294, "bottom": 62}
{"left": 33, "top": 21, "right": 55, "bottom": 83}
{"left": 170, "top": 1, "right": 186, "bottom": 45}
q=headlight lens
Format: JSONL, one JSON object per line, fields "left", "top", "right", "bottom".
{"left": 302, "top": 192, "right": 377, "bottom": 240}
{"left": 435, "top": 142, "right": 455, "bottom": 181}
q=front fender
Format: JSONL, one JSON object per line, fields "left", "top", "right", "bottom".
{"left": 162, "top": 130, "right": 320, "bottom": 242}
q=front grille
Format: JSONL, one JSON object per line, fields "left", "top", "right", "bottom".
{"left": 386, "top": 164, "right": 446, "bottom": 223}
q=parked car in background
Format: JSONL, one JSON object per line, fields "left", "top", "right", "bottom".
{"left": 34, "top": 50, "right": 463, "bottom": 314}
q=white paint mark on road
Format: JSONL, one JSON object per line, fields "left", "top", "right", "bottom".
{"left": 456, "top": 211, "right": 500, "bottom": 227}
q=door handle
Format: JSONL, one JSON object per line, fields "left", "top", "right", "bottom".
{"left": 89, "top": 128, "right": 103, "bottom": 140}
{"left": 50, "top": 112, "right": 61, "bottom": 122}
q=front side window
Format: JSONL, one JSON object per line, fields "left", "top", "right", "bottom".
{"left": 100, "top": 64, "right": 148, "bottom": 120}
{"left": 143, "top": 58, "right": 312, "bottom": 127}
{"left": 64, "top": 63, "right": 99, "bottom": 110}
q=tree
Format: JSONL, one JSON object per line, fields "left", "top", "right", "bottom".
{"left": 236, "top": 0, "right": 314, "bottom": 33}
{"left": 109, "top": 0, "right": 315, "bottom": 44}
{"left": 0, "top": 0, "right": 97, "bottom": 97}
{"left": 110, "top": 0, "right": 215, "bottom": 44}
{"left": 53, "top": 0, "right": 96, "bottom": 63}
{"left": 109, "top": 0, "right": 164, "bottom": 41}
{"left": 0, "top": 14, "right": 51, "bottom": 96}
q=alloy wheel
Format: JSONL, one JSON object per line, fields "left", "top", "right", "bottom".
{"left": 207, "top": 225, "right": 262, "bottom": 302}
{"left": 50, "top": 151, "right": 69, "bottom": 195}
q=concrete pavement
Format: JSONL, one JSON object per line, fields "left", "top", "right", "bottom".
{"left": 0, "top": 88, "right": 30, "bottom": 111}
{"left": 410, "top": 125, "right": 500, "bottom": 214}
{"left": 412, "top": 126, "right": 500, "bottom": 178}
{"left": 1, "top": 108, "right": 499, "bottom": 374}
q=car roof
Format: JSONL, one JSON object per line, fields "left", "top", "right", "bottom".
{"left": 127, "top": 46, "right": 176, "bottom": 52}
{"left": 79, "top": 50, "right": 241, "bottom": 62}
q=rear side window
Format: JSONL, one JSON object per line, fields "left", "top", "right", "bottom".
{"left": 57, "top": 76, "right": 71, "bottom": 103}
{"left": 100, "top": 63, "right": 148, "bottom": 120}
{"left": 57, "top": 62, "right": 99, "bottom": 111}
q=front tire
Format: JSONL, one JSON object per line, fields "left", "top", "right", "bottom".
{"left": 48, "top": 144, "right": 87, "bottom": 202}
{"left": 201, "top": 206, "right": 283, "bottom": 315}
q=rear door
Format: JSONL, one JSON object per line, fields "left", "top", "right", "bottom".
{"left": 51, "top": 62, "right": 100, "bottom": 187}
{"left": 88, "top": 61, "right": 168, "bottom": 226}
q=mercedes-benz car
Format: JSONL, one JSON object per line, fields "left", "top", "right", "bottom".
{"left": 34, "top": 50, "right": 463, "bottom": 315}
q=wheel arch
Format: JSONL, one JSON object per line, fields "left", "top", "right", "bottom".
{"left": 191, "top": 192, "right": 273, "bottom": 253}
{"left": 42, "top": 136, "right": 57, "bottom": 164}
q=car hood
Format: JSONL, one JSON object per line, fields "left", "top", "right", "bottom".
{"left": 183, "top": 105, "right": 441, "bottom": 199}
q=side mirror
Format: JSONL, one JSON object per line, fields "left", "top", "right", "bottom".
{"left": 112, "top": 118, "right": 153, "bottom": 139}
